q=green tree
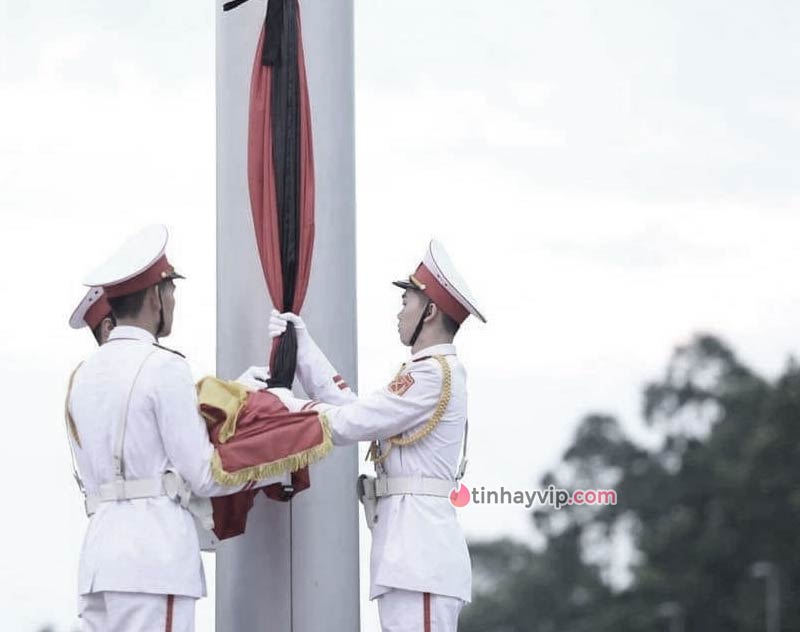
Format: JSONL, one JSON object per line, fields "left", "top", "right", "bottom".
{"left": 462, "top": 335, "right": 800, "bottom": 631}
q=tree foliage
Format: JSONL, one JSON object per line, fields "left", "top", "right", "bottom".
{"left": 462, "top": 335, "right": 800, "bottom": 631}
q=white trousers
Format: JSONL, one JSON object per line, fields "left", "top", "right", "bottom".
{"left": 79, "top": 591, "right": 196, "bottom": 632}
{"left": 378, "top": 588, "right": 464, "bottom": 632}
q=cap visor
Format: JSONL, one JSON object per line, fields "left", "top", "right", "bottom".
{"left": 392, "top": 280, "right": 414, "bottom": 289}
{"left": 68, "top": 311, "right": 87, "bottom": 329}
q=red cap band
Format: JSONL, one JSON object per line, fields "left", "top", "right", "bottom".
{"left": 84, "top": 294, "right": 113, "bottom": 330}
{"left": 104, "top": 255, "right": 175, "bottom": 299}
{"left": 414, "top": 263, "right": 469, "bottom": 324}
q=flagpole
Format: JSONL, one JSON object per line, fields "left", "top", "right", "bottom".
{"left": 215, "top": 1, "right": 359, "bottom": 630}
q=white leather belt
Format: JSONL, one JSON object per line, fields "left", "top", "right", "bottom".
{"left": 374, "top": 476, "right": 455, "bottom": 498}
{"left": 358, "top": 476, "right": 456, "bottom": 531}
{"left": 84, "top": 470, "right": 190, "bottom": 516}
{"left": 85, "top": 477, "right": 168, "bottom": 516}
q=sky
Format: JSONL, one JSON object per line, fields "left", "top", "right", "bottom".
{"left": 2, "top": 1, "right": 800, "bottom": 630}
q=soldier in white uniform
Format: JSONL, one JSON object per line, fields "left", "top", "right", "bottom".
{"left": 67, "top": 225, "right": 287, "bottom": 631}
{"left": 69, "top": 286, "right": 268, "bottom": 389}
{"left": 268, "top": 239, "right": 485, "bottom": 632}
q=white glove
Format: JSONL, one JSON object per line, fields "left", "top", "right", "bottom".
{"left": 267, "top": 309, "right": 330, "bottom": 400}
{"left": 235, "top": 365, "right": 270, "bottom": 390}
{"left": 267, "top": 387, "right": 308, "bottom": 413}
{"left": 268, "top": 309, "right": 307, "bottom": 339}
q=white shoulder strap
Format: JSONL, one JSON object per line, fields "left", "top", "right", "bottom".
{"left": 64, "top": 363, "right": 85, "bottom": 495}
{"left": 113, "top": 349, "right": 158, "bottom": 484}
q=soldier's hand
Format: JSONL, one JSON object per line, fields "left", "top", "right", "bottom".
{"left": 267, "top": 386, "right": 308, "bottom": 412}
{"left": 269, "top": 309, "right": 307, "bottom": 339}
{"left": 235, "top": 365, "right": 270, "bottom": 389}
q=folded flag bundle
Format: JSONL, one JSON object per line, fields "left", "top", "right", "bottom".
{"left": 197, "top": 377, "right": 331, "bottom": 539}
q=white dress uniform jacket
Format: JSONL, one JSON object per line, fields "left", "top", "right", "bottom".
{"left": 294, "top": 339, "right": 472, "bottom": 603}
{"left": 68, "top": 326, "right": 283, "bottom": 598}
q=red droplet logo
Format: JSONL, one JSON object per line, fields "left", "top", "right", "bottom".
{"left": 449, "top": 483, "right": 471, "bottom": 508}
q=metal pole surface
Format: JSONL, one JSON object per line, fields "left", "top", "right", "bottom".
{"left": 216, "top": 1, "right": 358, "bottom": 629}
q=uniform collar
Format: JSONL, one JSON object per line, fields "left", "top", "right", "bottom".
{"left": 410, "top": 343, "right": 456, "bottom": 361}
{"left": 107, "top": 325, "right": 157, "bottom": 344}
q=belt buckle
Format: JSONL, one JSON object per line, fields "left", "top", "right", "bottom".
{"left": 112, "top": 478, "right": 126, "bottom": 500}
{"left": 374, "top": 477, "right": 388, "bottom": 497}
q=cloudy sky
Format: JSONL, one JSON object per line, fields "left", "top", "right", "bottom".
{"left": 2, "top": 1, "right": 800, "bottom": 630}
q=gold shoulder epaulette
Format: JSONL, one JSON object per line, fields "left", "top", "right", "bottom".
{"left": 370, "top": 354, "right": 452, "bottom": 465}
{"left": 152, "top": 342, "right": 186, "bottom": 358}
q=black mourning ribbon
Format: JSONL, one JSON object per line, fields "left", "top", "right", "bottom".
{"left": 225, "top": 0, "right": 302, "bottom": 390}
{"left": 268, "top": 0, "right": 301, "bottom": 389}
{"left": 222, "top": 0, "right": 285, "bottom": 67}
{"left": 221, "top": 0, "right": 250, "bottom": 11}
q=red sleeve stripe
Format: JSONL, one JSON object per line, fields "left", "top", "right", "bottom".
{"left": 337, "top": 382, "right": 349, "bottom": 390}
{"left": 301, "top": 400, "right": 320, "bottom": 411}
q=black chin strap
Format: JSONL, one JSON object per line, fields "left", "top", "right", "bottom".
{"left": 155, "top": 284, "right": 165, "bottom": 340}
{"left": 409, "top": 299, "right": 431, "bottom": 347}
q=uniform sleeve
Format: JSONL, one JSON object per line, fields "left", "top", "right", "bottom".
{"left": 294, "top": 330, "right": 358, "bottom": 406}
{"left": 150, "top": 354, "right": 285, "bottom": 497}
{"left": 319, "top": 360, "right": 443, "bottom": 446}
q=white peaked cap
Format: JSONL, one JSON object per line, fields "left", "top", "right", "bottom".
{"left": 69, "top": 287, "right": 112, "bottom": 330}
{"left": 393, "top": 239, "right": 486, "bottom": 324}
{"left": 83, "top": 224, "right": 184, "bottom": 298}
